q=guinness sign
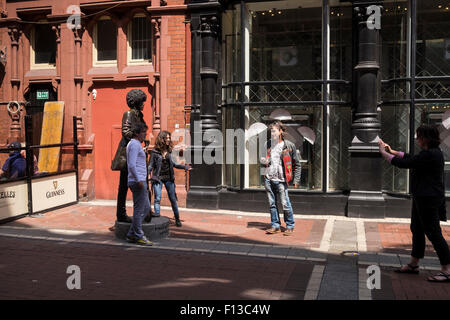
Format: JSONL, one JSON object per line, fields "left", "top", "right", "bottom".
{"left": 32, "top": 172, "right": 77, "bottom": 213}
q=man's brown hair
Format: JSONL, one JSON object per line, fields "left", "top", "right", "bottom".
{"left": 269, "top": 121, "right": 287, "bottom": 140}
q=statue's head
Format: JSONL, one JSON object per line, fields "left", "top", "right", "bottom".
{"left": 126, "top": 89, "right": 147, "bottom": 110}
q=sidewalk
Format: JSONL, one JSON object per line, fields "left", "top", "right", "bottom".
{"left": 1, "top": 200, "right": 450, "bottom": 300}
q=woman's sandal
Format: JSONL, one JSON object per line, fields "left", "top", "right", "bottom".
{"left": 427, "top": 272, "right": 450, "bottom": 283}
{"left": 395, "top": 263, "right": 420, "bottom": 274}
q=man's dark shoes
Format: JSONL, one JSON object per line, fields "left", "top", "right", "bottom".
{"left": 175, "top": 219, "right": 182, "bottom": 227}
{"left": 395, "top": 263, "right": 419, "bottom": 274}
{"left": 117, "top": 215, "right": 132, "bottom": 223}
{"left": 151, "top": 213, "right": 161, "bottom": 218}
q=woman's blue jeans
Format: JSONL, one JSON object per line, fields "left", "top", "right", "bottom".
{"left": 153, "top": 180, "right": 180, "bottom": 220}
{"left": 264, "top": 177, "right": 295, "bottom": 230}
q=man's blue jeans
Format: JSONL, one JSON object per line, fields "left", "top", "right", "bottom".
{"left": 153, "top": 180, "right": 180, "bottom": 220}
{"left": 264, "top": 178, "right": 295, "bottom": 229}
{"left": 127, "top": 181, "right": 150, "bottom": 240}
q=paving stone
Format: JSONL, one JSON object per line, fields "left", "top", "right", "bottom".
{"left": 377, "top": 254, "right": 401, "bottom": 267}
{"left": 248, "top": 246, "right": 271, "bottom": 257}
{"left": 286, "top": 248, "right": 309, "bottom": 259}
{"left": 267, "top": 246, "right": 290, "bottom": 258}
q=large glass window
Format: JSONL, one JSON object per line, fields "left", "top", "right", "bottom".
{"left": 416, "top": 1, "right": 450, "bottom": 77}
{"left": 415, "top": 1, "right": 450, "bottom": 194}
{"left": 329, "top": 1, "right": 352, "bottom": 81}
{"left": 223, "top": 105, "right": 241, "bottom": 188}
{"left": 248, "top": 2, "right": 322, "bottom": 82}
{"left": 328, "top": 1, "right": 352, "bottom": 191}
{"left": 247, "top": 1, "right": 323, "bottom": 106}
{"left": 415, "top": 103, "right": 450, "bottom": 194}
{"left": 381, "top": 0, "right": 410, "bottom": 102}
{"left": 328, "top": 105, "right": 351, "bottom": 191}
{"left": 247, "top": 105, "right": 323, "bottom": 190}
{"left": 222, "top": 4, "right": 241, "bottom": 105}
{"left": 381, "top": 104, "right": 410, "bottom": 194}
{"left": 379, "top": 1, "right": 411, "bottom": 194}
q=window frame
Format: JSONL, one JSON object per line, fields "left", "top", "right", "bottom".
{"left": 127, "top": 13, "right": 153, "bottom": 65}
{"left": 30, "top": 20, "right": 57, "bottom": 70}
{"left": 93, "top": 16, "right": 118, "bottom": 67}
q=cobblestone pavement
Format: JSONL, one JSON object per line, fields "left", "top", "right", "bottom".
{"left": 1, "top": 201, "right": 450, "bottom": 300}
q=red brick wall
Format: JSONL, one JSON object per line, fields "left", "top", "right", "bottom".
{"left": 163, "top": 13, "right": 188, "bottom": 207}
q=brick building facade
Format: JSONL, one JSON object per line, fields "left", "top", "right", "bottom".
{"left": 0, "top": 0, "right": 190, "bottom": 206}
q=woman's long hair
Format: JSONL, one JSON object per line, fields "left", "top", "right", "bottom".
{"left": 416, "top": 124, "right": 441, "bottom": 149}
{"left": 155, "top": 130, "right": 173, "bottom": 153}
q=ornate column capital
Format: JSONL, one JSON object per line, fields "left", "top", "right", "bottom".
{"left": 151, "top": 17, "right": 161, "bottom": 38}
{"left": 200, "top": 15, "right": 219, "bottom": 37}
{"left": 7, "top": 25, "right": 22, "bottom": 47}
{"left": 72, "top": 25, "right": 85, "bottom": 44}
{"left": 51, "top": 24, "right": 61, "bottom": 44}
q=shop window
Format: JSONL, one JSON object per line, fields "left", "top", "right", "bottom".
{"left": 381, "top": 104, "right": 410, "bottom": 194}
{"left": 245, "top": 106, "right": 323, "bottom": 190}
{"left": 328, "top": 105, "right": 351, "bottom": 191}
{"left": 417, "top": 0, "right": 450, "bottom": 77}
{"left": 127, "top": 14, "right": 152, "bottom": 64}
{"left": 248, "top": 0, "right": 323, "bottom": 82}
{"left": 93, "top": 16, "right": 117, "bottom": 66}
{"left": 415, "top": 103, "right": 450, "bottom": 194}
{"left": 31, "top": 22, "right": 56, "bottom": 69}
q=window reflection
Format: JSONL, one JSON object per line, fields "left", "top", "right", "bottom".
{"left": 247, "top": 106, "right": 322, "bottom": 190}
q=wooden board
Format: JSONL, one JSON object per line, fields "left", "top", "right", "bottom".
{"left": 37, "top": 101, "right": 64, "bottom": 173}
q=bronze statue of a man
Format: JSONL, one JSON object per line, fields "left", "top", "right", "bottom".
{"left": 111, "top": 89, "right": 148, "bottom": 223}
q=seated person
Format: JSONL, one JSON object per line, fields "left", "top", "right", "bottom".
{"left": 0, "top": 142, "right": 26, "bottom": 180}
{"left": 20, "top": 149, "right": 39, "bottom": 175}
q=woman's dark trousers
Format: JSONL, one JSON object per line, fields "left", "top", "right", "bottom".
{"left": 411, "top": 196, "right": 450, "bottom": 266}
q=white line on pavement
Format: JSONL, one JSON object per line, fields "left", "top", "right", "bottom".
{"left": 318, "top": 218, "right": 335, "bottom": 253}
{"left": 356, "top": 220, "right": 367, "bottom": 252}
{"left": 304, "top": 265, "right": 325, "bottom": 300}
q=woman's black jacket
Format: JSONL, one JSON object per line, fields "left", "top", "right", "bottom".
{"left": 391, "top": 147, "right": 444, "bottom": 198}
{"left": 148, "top": 149, "right": 189, "bottom": 183}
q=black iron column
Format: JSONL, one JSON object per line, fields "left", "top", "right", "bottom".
{"left": 347, "top": 0, "right": 385, "bottom": 218}
{"left": 187, "top": 1, "right": 222, "bottom": 209}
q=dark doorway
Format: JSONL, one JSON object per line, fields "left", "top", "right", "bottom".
{"left": 25, "top": 83, "right": 57, "bottom": 159}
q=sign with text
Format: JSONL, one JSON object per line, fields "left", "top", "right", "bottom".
{"left": 31, "top": 172, "right": 77, "bottom": 213}
{"left": 37, "top": 90, "right": 49, "bottom": 100}
{"left": 0, "top": 180, "right": 28, "bottom": 221}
